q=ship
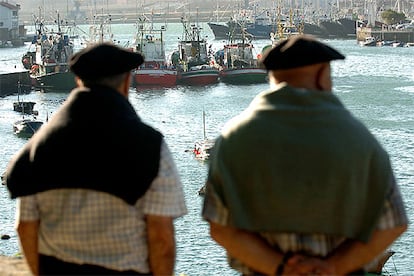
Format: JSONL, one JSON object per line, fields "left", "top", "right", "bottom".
{"left": 208, "top": 18, "right": 356, "bottom": 40}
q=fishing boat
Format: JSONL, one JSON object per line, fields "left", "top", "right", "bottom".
{"left": 13, "top": 101, "right": 36, "bottom": 114}
{"left": 207, "top": 22, "right": 235, "bottom": 40}
{"left": 133, "top": 16, "right": 178, "bottom": 87}
{"left": 22, "top": 13, "right": 76, "bottom": 92}
{"left": 218, "top": 28, "right": 267, "bottom": 85}
{"left": 175, "top": 17, "right": 219, "bottom": 86}
{"left": 207, "top": 5, "right": 327, "bottom": 40}
{"left": 13, "top": 117, "right": 43, "bottom": 138}
{"left": 13, "top": 81, "right": 37, "bottom": 115}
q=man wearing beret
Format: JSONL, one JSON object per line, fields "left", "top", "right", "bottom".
{"left": 4, "top": 43, "right": 187, "bottom": 275}
{"left": 202, "top": 35, "right": 408, "bottom": 275}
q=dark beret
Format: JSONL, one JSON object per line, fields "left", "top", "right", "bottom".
{"left": 261, "top": 35, "right": 345, "bottom": 70}
{"left": 69, "top": 42, "right": 144, "bottom": 80}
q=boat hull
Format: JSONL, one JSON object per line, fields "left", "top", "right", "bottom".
{"left": 207, "top": 22, "right": 233, "bottom": 39}
{"left": 35, "top": 71, "right": 76, "bottom": 92}
{"left": 207, "top": 22, "right": 340, "bottom": 39}
{"left": 134, "top": 69, "right": 178, "bottom": 87}
{"left": 178, "top": 69, "right": 220, "bottom": 86}
{"left": 0, "top": 71, "right": 32, "bottom": 97}
{"left": 220, "top": 68, "right": 267, "bottom": 85}
{"left": 13, "top": 119, "right": 43, "bottom": 138}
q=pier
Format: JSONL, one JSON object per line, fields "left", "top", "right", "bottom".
{"left": 357, "top": 26, "right": 414, "bottom": 43}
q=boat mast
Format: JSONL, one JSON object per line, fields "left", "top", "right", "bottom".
{"left": 196, "top": 8, "right": 201, "bottom": 62}
{"left": 203, "top": 110, "right": 206, "bottom": 140}
{"left": 57, "top": 11, "right": 61, "bottom": 33}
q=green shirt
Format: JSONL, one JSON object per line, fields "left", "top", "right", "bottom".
{"left": 208, "top": 83, "right": 392, "bottom": 242}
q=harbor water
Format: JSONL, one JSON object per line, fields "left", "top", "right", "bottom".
{"left": 0, "top": 23, "right": 413, "bottom": 275}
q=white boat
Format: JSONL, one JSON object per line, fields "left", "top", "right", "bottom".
{"left": 193, "top": 110, "right": 215, "bottom": 161}
{"left": 359, "top": 36, "right": 377, "bottom": 47}
{"left": 193, "top": 139, "right": 215, "bottom": 161}
{"left": 392, "top": 41, "right": 404, "bottom": 47}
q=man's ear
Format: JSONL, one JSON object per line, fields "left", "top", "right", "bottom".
{"left": 120, "top": 73, "right": 131, "bottom": 97}
{"left": 316, "top": 63, "right": 332, "bottom": 92}
{"left": 75, "top": 76, "right": 83, "bottom": 87}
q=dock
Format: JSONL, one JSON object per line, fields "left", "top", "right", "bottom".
{"left": 357, "top": 26, "right": 414, "bottom": 43}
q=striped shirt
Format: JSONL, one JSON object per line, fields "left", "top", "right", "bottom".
{"left": 17, "top": 140, "right": 187, "bottom": 273}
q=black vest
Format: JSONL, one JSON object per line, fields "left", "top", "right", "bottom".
{"left": 5, "top": 85, "right": 162, "bottom": 205}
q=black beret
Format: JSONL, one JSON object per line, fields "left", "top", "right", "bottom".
{"left": 261, "top": 35, "right": 345, "bottom": 70}
{"left": 69, "top": 42, "right": 144, "bottom": 80}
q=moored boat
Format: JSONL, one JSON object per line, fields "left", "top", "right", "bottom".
{"left": 12, "top": 81, "right": 37, "bottom": 114}
{"left": 134, "top": 67, "right": 177, "bottom": 87}
{"left": 219, "top": 67, "right": 267, "bottom": 85}
{"left": 23, "top": 13, "right": 76, "bottom": 92}
{"left": 13, "top": 117, "right": 43, "bottom": 138}
{"left": 13, "top": 101, "right": 36, "bottom": 114}
{"left": 359, "top": 36, "right": 377, "bottom": 46}
{"left": 133, "top": 16, "right": 178, "bottom": 87}
{"left": 176, "top": 17, "right": 219, "bottom": 86}
{"left": 178, "top": 65, "right": 220, "bottom": 86}
{"left": 206, "top": 10, "right": 349, "bottom": 40}
{"left": 218, "top": 28, "right": 267, "bottom": 85}
{"left": 207, "top": 22, "right": 233, "bottom": 40}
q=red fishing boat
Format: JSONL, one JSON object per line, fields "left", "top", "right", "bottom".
{"left": 133, "top": 17, "right": 177, "bottom": 87}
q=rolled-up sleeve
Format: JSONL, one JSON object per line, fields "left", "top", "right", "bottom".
{"left": 376, "top": 178, "right": 408, "bottom": 230}
{"left": 141, "top": 140, "right": 187, "bottom": 218}
{"left": 17, "top": 196, "right": 39, "bottom": 222}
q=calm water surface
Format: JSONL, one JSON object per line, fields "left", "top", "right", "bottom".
{"left": 0, "top": 23, "right": 413, "bottom": 275}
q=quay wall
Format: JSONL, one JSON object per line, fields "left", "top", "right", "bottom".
{"left": 357, "top": 27, "right": 414, "bottom": 43}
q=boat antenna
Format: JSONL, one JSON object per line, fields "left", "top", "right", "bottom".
{"left": 57, "top": 10, "right": 61, "bottom": 33}
{"left": 17, "top": 81, "right": 21, "bottom": 103}
{"left": 202, "top": 109, "right": 206, "bottom": 140}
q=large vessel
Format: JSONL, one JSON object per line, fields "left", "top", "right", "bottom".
{"left": 218, "top": 28, "right": 267, "bottom": 85}
{"left": 175, "top": 17, "right": 219, "bottom": 86}
{"left": 22, "top": 13, "right": 76, "bottom": 91}
{"left": 133, "top": 17, "right": 178, "bottom": 87}
{"left": 208, "top": 12, "right": 356, "bottom": 40}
